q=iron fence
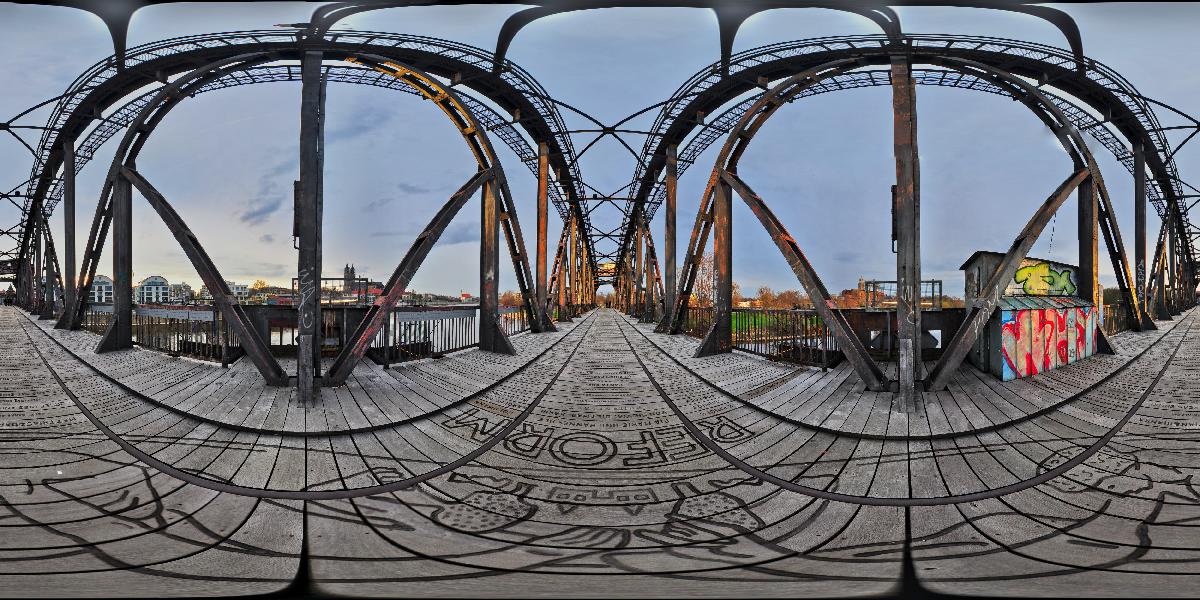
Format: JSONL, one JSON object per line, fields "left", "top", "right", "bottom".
{"left": 368, "top": 306, "right": 478, "bottom": 365}
{"left": 732, "top": 307, "right": 841, "bottom": 369}
{"left": 680, "top": 305, "right": 714, "bottom": 339}
{"left": 677, "top": 305, "right": 841, "bottom": 369}
{"left": 863, "top": 280, "right": 944, "bottom": 310}
{"left": 367, "top": 305, "right": 531, "bottom": 366}
{"left": 81, "top": 305, "right": 242, "bottom": 364}
{"left": 1102, "top": 302, "right": 1132, "bottom": 336}
{"left": 499, "top": 306, "right": 530, "bottom": 337}
{"left": 74, "top": 303, "right": 538, "bottom": 368}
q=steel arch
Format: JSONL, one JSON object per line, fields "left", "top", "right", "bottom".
{"left": 625, "top": 34, "right": 1198, "bottom": 285}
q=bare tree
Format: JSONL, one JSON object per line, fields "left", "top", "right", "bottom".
{"left": 692, "top": 252, "right": 714, "bottom": 307}
{"left": 499, "top": 290, "right": 523, "bottom": 307}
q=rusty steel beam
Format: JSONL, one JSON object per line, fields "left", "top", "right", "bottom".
{"left": 32, "top": 213, "right": 41, "bottom": 311}
{"left": 296, "top": 50, "right": 327, "bottom": 402}
{"left": 479, "top": 175, "right": 515, "bottom": 354}
{"left": 695, "top": 179, "right": 733, "bottom": 357}
{"left": 1134, "top": 141, "right": 1153, "bottom": 328}
{"left": 641, "top": 220, "right": 664, "bottom": 323}
{"left": 96, "top": 173, "right": 133, "bottom": 354}
{"left": 493, "top": 174, "right": 548, "bottom": 333}
{"left": 535, "top": 142, "right": 553, "bottom": 331}
{"left": 37, "top": 211, "right": 60, "bottom": 320}
{"left": 60, "top": 138, "right": 76, "bottom": 322}
{"left": 57, "top": 194, "right": 111, "bottom": 331}
{"left": 662, "top": 144, "right": 678, "bottom": 326}
{"left": 325, "top": 169, "right": 491, "bottom": 385}
{"left": 1079, "top": 173, "right": 1101, "bottom": 311}
{"left": 555, "top": 216, "right": 570, "bottom": 321}
{"left": 926, "top": 169, "right": 1090, "bottom": 392}
{"left": 552, "top": 218, "right": 570, "bottom": 322}
{"left": 632, "top": 215, "right": 644, "bottom": 317}
{"left": 1150, "top": 219, "right": 1170, "bottom": 320}
{"left": 891, "top": 54, "right": 922, "bottom": 401}
{"left": 641, "top": 215, "right": 655, "bottom": 321}
{"left": 123, "top": 167, "right": 288, "bottom": 385}
{"left": 666, "top": 182, "right": 716, "bottom": 334}
{"left": 722, "top": 171, "right": 887, "bottom": 389}
{"left": 568, "top": 212, "right": 578, "bottom": 317}
{"left": 1093, "top": 171, "right": 1148, "bottom": 331}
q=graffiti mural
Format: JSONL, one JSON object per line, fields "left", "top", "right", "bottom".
{"left": 1012, "top": 261, "right": 1077, "bottom": 296}
{"left": 999, "top": 305, "right": 1097, "bottom": 380}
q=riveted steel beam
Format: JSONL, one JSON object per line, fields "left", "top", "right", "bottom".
{"left": 722, "top": 170, "right": 888, "bottom": 390}
{"left": 891, "top": 53, "right": 922, "bottom": 401}
{"left": 326, "top": 169, "right": 491, "bottom": 385}
{"left": 296, "top": 50, "right": 326, "bottom": 403}
{"left": 123, "top": 166, "right": 288, "bottom": 385}
{"left": 535, "top": 142, "right": 553, "bottom": 331}
{"left": 96, "top": 173, "right": 132, "bottom": 353}
{"left": 479, "top": 175, "right": 515, "bottom": 354}
{"left": 59, "top": 138, "right": 76, "bottom": 324}
{"left": 661, "top": 144, "right": 678, "bottom": 328}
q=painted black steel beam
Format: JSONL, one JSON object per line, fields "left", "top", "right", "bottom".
{"left": 122, "top": 166, "right": 288, "bottom": 385}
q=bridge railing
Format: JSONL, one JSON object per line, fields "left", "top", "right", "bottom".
{"left": 732, "top": 307, "right": 841, "bottom": 369}
{"left": 1102, "top": 302, "right": 1132, "bottom": 337}
{"left": 367, "top": 305, "right": 529, "bottom": 366}
{"left": 678, "top": 306, "right": 842, "bottom": 369}
{"left": 82, "top": 305, "right": 243, "bottom": 364}
{"left": 74, "top": 303, "right": 536, "bottom": 367}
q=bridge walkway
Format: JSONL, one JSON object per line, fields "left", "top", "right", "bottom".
{"left": 2, "top": 306, "right": 1199, "bottom": 596}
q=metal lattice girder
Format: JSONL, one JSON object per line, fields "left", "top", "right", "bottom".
{"left": 14, "top": 29, "right": 599, "bottom": 294}
{"left": 122, "top": 166, "right": 288, "bottom": 385}
{"left": 628, "top": 34, "right": 1200, "bottom": 283}
{"left": 722, "top": 170, "right": 889, "bottom": 391}
{"left": 325, "top": 169, "right": 491, "bottom": 385}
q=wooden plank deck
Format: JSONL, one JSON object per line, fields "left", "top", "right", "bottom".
{"left": 2, "top": 306, "right": 1200, "bottom": 597}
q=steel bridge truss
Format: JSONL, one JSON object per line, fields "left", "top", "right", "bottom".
{"left": 3, "top": 1, "right": 1198, "bottom": 402}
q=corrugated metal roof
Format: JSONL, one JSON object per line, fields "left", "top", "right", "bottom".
{"left": 998, "top": 295, "right": 1094, "bottom": 310}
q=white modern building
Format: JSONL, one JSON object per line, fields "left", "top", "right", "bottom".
{"left": 168, "top": 282, "right": 194, "bottom": 304}
{"left": 88, "top": 275, "right": 114, "bottom": 304}
{"left": 230, "top": 282, "right": 249, "bottom": 301}
{"left": 196, "top": 281, "right": 248, "bottom": 303}
{"left": 136, "top": 275, "right": 170, "bottom": 305}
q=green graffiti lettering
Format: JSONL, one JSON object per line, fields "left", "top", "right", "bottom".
{"left": 1014, "top": 262, "right": 1076, "bottom": 296}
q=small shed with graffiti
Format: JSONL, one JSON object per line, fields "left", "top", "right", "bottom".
{"left": 961, "top": 251, "right": 1099, "bottom": 381}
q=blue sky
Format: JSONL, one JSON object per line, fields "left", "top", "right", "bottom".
{"left": 1, "top": 2, "right": 1198, "bottom": 298}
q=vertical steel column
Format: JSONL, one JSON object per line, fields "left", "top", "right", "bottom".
{"left": 557, "top": 216, "right": 571, "bottom": 322}
{"left": 39, "top": 218, "right": 54, "bottom": 319}
{"left": 663, "top": 145, "right": 678, "bottom": 325}
{"left": 296, "top": 50, "right": 326, "bottom": 401}
{"left": 568, "top": 215, "right": 577, "bottom": 317}
{"left": 892, "top": 54, "right": 921, "bottom": 401}
{"left": 1169, "top": 221, "right": 1181, "bottom": 314}
{"left": 33, "top": 216, "right": 42, "bottom": 311}
{"left": 1153, "top": 218, "right": 1170, "bottom": 319}
{"left": 61, "top": 139, "right": 76, "bottom": 319}
{"left": 695, "top": 179, "right": 733, "bottom": 357}
{"left": 535, "top": 143, "right": 550, "bottom": 328}
{"left": 1078, "top": 177, "right": 1106, "bottom": 345}
{"left": 479, "top": 175, "right": 515, "bottom": 353}
{"left": 97, "top": 174, "right": 132, "bottom": 353}
{"left": 1133, "top": 142, "right": 1154, "bottom": 327}
{"left": 633, "top": 216, "right": 644, "bottom": 316}
{"left": 643, "top": 218, "right": 657, "bottom": 322}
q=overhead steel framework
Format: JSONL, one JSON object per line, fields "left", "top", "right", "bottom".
{"left": 3, "top": 0, "right": 1198, "bottom": 402}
